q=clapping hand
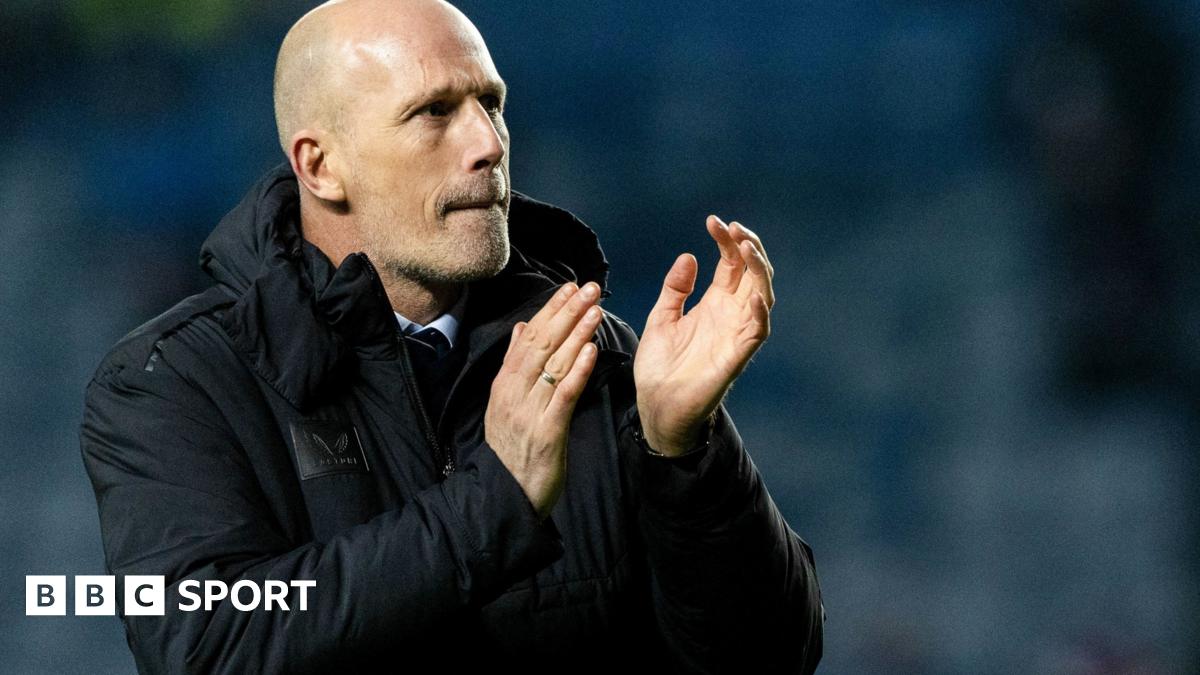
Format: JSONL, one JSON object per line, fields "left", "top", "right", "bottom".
{"left": 633, "top": 216, "right": 775, "bottom": 456}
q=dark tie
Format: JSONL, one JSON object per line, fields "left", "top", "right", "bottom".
{"left": 402, "top": 326, "right": 460, "bottom": 428}
{"left": 404, "top": 326, "right": 451, "bottom": 362}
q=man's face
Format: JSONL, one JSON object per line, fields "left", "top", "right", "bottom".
{"left": 337, "top": 17, "right": 511, "bottom": 284}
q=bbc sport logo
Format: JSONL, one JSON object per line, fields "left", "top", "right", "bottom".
{"left": 26, "top": 576, "right": 315, "bottom": 616}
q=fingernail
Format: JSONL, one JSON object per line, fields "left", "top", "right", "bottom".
{"left": 586, "top": 306, "right": 601, "bottom": 320}
{"left": 580, "top": 283, "right": 598, "bottom": 300}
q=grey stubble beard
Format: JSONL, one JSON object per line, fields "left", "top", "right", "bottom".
{"left": 362, "top": 202, "right": 511, "bottom": 286}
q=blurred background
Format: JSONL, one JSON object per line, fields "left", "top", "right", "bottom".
{"left": 2, "top": 0, "right": 1197, "bottom": 672}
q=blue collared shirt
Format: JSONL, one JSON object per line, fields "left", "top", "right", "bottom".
{"left": 393, "top": 286, "right": 468, "bottom": 348}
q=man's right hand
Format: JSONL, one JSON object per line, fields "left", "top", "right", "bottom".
{"left": 484, "top": 281, "right": 603, "bottom": 520}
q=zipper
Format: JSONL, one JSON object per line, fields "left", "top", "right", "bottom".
{"left": 397, "top": 327, "right": 455, "bottom": 478}
{"left": 359, "top": 253, "right": 455, "bottom": 479}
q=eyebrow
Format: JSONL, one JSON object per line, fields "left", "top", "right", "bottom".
{"left": 395, "top": 78, "right": 508, "bottom": 118}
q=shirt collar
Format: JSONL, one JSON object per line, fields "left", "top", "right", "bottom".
{"left": 394, "top": 286, "right": 469, "bottom": 349}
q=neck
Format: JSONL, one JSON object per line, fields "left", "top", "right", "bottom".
{"left": 299, "top": 192, "right": 462, "bottom": 325}
{"left": 379, "top": 274, "right": 462, "bottom": 326}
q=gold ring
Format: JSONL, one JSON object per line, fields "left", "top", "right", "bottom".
{"left": 539, "top": 370, "right": 558, "bottom": 386}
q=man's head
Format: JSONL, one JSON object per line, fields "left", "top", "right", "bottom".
{"left": 274, "top": 0, "right": 510, "bottom": 286}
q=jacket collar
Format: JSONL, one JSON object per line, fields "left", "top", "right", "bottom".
{"left": 198, "top": 163, "right": 613, "bottom": 411}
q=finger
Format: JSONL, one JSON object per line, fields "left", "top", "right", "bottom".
{"left": 511, "top": 281, "right": 581, "bottom": 374}
{"left": 745, "top": 290, "right": 770, "bottom": 342}
{"left": 647, "top": 253, "right": 698, "bottom": 328}
{"left": 736, "top": 239, "right": 775, "bottom": 309}
{"left": 706, "top": 215, "right": 745, "bottom": 293}
{"left": 501, "top": 322, "right": 526, "bottom": 368}
{"left": 530, "top": 304, "right": 603, "bottom": 409}
{"left": 544, "top": 341, "right": 598, "bottom": 423}
{"left": 729, "top": 221, "right": 774, "bottom": 281}
{"left": 542, "top": 306, "right": 603, "bottom": 385}
{"left": 525, "top": 282, "right": 579, "bottom": 336}
{"left": 518, "top": 281, "right": 601, "bottom": 383}
{"left": 730, "top": 292, "right": 770, "bottom": 380}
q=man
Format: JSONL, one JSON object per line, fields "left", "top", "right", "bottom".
{"left": 80, "top": 0, "right": 824, "bottom": 672}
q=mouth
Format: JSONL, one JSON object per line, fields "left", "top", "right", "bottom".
{"left": 448, "top": 199, "right": 500, "bottom": 209}
{"left": 444, "top": 199, "right": 503, "bottom": 215}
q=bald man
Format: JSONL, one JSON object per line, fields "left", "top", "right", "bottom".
{"left": 80, "top": 1, "right": 824, "bottom": 673}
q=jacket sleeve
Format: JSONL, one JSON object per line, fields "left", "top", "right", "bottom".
{"left": 605, "top": 319, "right": 824, "bottom": 674}
{"left": 79, "top": 351, "right": 562, "bottom": 674}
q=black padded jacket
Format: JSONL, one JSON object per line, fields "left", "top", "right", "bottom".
{"left": 80, "top": 164, "right": 824, "bottom": 674}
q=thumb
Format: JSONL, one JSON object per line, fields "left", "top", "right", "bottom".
{"left": 648, "top": 253, "right": 698, "bottom": 326}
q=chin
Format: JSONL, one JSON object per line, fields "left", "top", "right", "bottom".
{"left": 423, "top": 235, "right": 509, "bottom": 284}
{"left": 372, "top": 211, "right": 509, "bottom": 284}
{"left": 456, "top": 213, "right": 510, "bottom": 279}
{"left": 459, "top": 240, "right": 510, "bottom": 281}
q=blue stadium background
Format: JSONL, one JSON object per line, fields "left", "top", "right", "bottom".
{"left": 2, "top": 1, "right": 1197, "bottom": 672}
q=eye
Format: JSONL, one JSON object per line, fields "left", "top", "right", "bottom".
{"left": 480, "top": 94, "right": 503, "bottom": 115}
{"left": 421, "top": 101, "right": 450, "bottom": 117}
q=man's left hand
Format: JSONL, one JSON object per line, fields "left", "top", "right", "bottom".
{"left": 633, "top": 215, "right": 775, "bottom": 456}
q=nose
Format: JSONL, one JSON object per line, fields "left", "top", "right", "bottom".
{"left": 460, "top": 100, "right": 506, "bottom": 173}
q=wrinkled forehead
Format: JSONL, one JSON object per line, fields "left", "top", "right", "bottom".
{"left": 335, "top": 13, "right": 501, "bottom": 99}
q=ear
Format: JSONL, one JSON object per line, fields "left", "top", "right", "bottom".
{"left": 288, "top": 129, "right": 347, "bottom": 203}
